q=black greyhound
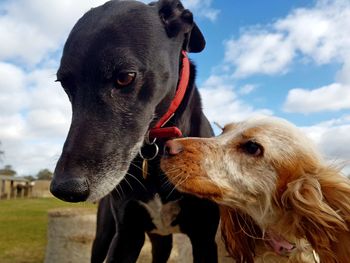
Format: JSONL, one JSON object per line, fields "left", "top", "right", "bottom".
{"left": 50, "top": 0, "right": 219, "bottom": 262}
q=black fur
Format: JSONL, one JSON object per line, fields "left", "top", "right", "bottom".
{"left": 50, "top": 1, "right": 219, "bottom": 262}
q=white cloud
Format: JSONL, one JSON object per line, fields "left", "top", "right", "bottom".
{"left": 0, "top": 62, "right": 28, "bottom": 115}
{"left": 225, "top": 32, "right": 294, "bottom": 77}
{"left": 224, "top": 0, "right": 350, "bottom": 78}
{"left": 199, "top": 75, "right": 272, "bottom": 126}
{"left": 1, "top": 138, "right": 63, "bottom": 176}
{"left": 284, "top": 83, "right": 350, "bottom": 113}
{"left": 0, "top": 114, "right": 26, "bottom": 141}
{"left": 0, "top": 64, "right": 70, "bottom": 175}
{"left": 181, "top": 0, "right": 219, "bottom": 21}
{"left": 336, "top": 53, "right": 350, "bottom": 84}
{"left": 275, "top": 0, "right": 350, "bottom": 65}
{"left": 0, "top": 0, "right": 112, "bottom": 66}
{"left": 26, "top": 69, "right": 70, "bottom": 114}
{"left": 301, "top": 115, "right": 350, "bottom": 174}
{"left": 238, "top": 84, "right": 257, "bottom": 95}
{"left": 26, "top": 109, "right": 70, "bottom": 138}
{"left": 139, "top": 0, "right": 219, "bottom": 21}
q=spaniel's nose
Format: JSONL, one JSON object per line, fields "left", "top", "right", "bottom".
{"left": 164, "top": 140, "right": 184, "bottom": 156}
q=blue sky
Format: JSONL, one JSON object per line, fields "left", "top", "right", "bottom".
{"left": 191, "top": 0, "right": 348, "bottom": 125}
{"left": 0, "top": 0, "right": 349, "bottom": 175}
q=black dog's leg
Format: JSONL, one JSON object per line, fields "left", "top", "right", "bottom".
{"left": 180, "top": 197, "right": 220, "bottom": 263}
{"left": 189, "top": 235, "right": 218, "bottom": 263}
{"left": 106, "top": 200, "right": 148, "bottom": 263}
{"left": 91, "top": 195, "right": 116, "bottom": 263}
{"left": 106, "top": 225, "right": 145, "bottom": 263}
{"left": 148, "top": 233, "right": 173, "bottom": 263}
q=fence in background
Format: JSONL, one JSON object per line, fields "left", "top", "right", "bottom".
{"left": 0, "top": 176, "right": 51, "bottom": 200}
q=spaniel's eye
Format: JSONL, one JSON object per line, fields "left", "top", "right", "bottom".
{"left": 241, "top": 141, "right": 263, "bottom": 156}
{"left": 115, "top": 72, "right": 136, "bottom": 87}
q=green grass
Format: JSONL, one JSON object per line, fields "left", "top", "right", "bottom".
{"left": 0, "top": 198, "right": 96, "bottom": 263}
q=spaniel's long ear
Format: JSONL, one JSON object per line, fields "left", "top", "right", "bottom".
{"left": 281, "top": 168, "right": 350, "bottom": 262}
{"left": 220, "top": 206, "right": 259, "bottom": 263}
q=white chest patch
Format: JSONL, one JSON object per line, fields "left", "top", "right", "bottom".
{"left": 140, "top": 194, "right": 181, "bottom": 236}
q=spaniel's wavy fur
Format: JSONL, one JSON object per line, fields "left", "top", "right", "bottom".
{"left": 161, "top": 116, "right": 350, "bottom": 263}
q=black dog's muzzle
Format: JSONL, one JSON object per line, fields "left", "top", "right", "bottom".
{"left": 50, "top": 176, "right": 89, "bottom": 202}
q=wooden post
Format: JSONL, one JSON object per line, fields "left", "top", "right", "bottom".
{"left": 6, "top": 180, "right": 9, "bottom": 200}
{"left": 0, "top": 180, "right": 3, "bottom": 199}
{"left": 29, "top": 183, "right": 33, "bottom": 198}
{"left": 44, "top": 208, "right": 97, "bottom": 263}
{"left": 10, "top": 180, "right": 15, "bottom": 199}
{"left": 20, "top": 185, "right": 24, "bottom": 198}
{"left": 24, "top": 182, "right": 29, "bottom": 197}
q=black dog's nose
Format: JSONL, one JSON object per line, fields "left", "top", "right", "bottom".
{"left": 50, "top": 177, "right": 89, "bottom": 202}
{"left": 164, "top": 140, "right": 184, "bottom": 156}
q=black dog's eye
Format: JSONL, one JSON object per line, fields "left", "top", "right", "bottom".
{"left": 241, "top": 141, "right": 263, "bottom": 157}
{"left": 115, "top": 72, "right": 136, "bottom": 87}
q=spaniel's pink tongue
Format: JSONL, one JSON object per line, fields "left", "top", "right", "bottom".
{"left": 266, "top": 231, "right": 295, "bottom": 255}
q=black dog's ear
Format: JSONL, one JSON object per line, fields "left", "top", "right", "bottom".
{"left": 187, "top": 23, "right": 205, "bottom": 53}
{"left": 157, "top": 0, "right": 205, "bottom": 53}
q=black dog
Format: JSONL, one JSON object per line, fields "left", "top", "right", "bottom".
{"left": 50, "top": 0, "right": 219, "bottom": 262}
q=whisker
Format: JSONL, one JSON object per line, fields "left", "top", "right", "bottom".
{"left": 161, "top": 177, "right": 177, "bottom": 190}
{"left": 126, "top": 173, "right": 147, "bottom": 190}
{"left": 124, "top": 178, "right": 134, "bottom": 191}
{"left": 166, "top": 172, "right": 185, "bottom": 199}
{"left": 118, "top": 182, "right": 125, "bottom": 197}
{"left": 129, "top": 162, "right": 143, "bottom": 172}
{"left": 166, "top": 171, "right": 192, "bottom": 199}
{"left": 161, "top": 165, "right": 186, "bottom": 175}
{"left": 114, "top": 185, "right": 123, "bottom": 199}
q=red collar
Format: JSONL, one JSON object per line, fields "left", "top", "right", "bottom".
{"left": 149, "top": 51, "right": 190, "bottom": 140}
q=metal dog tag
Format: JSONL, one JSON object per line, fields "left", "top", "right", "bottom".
{"left": 142, "top": 159, "right": 148, "bottom": 179}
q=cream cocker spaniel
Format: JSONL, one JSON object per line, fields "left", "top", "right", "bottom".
{"left": 161, "top": 116, "right": 350, "bottom": 263}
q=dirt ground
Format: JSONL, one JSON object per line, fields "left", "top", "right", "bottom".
{"left": 137, "top": 232, "right": 233, "bottom": 263}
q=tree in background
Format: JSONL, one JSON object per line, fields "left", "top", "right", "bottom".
{"left": 0, "top": 165, "right": 17, "bottom": 176}
{"left": 36, "top": 169, "right": 53, "bottom": 180}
